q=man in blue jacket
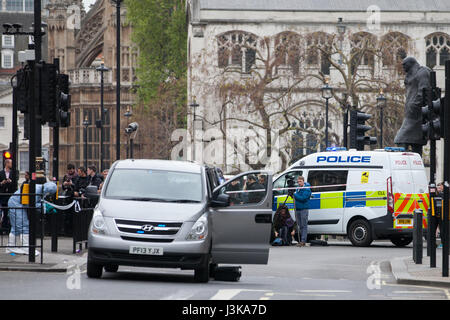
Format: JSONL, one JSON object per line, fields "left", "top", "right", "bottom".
{"left": 293, "top": 176, "right": 311, "bottom": 247}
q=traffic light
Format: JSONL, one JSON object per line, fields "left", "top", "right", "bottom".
{"left": 39, "top": 62, "right": 58, "bottom": 125}
{"left": 14, "top": 68, "right": 29, "bottom": 113}
{"left": 2, "top": 150, "right": 12, "bottom": 163}
{"left": 349, "top": 110, "right": 377, "bottom": 151}
{"left": 57, "top": 73, "right": 71, "bottom": 127}
{"left": 422, "top": 88, "right": 445, "bottom": 141}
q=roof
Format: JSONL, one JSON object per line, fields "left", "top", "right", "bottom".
{"left": 198, "top": 0, "right": 450, "bottom": 12}
{"left": 113, "top": 159, "right": 202, "bottom": 173}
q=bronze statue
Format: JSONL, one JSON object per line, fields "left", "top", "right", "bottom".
{"left": 394, "top": 57, "right": 431, "bottom": 156}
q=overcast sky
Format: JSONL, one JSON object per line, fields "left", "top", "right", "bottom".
{"left": 83, "top": 0, "right": 97, "bottom": 11}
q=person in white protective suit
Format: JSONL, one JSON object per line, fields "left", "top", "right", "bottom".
{"left": 5, "top": 181, "right": 57, "bottom": 256}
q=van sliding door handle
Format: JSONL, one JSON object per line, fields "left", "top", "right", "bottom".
{"left": 255, "top": 214, "right": 272, "bottom": 223}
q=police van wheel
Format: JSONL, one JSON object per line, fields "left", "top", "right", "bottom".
{"left": 390, "top": 237, "right": 412, "bottom": 247}
{"left": 348, "top": 219, "right": 373, "bottom": 247}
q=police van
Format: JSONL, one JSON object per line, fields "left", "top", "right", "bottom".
{"left": 273, "top": 147, "right": 429, "bottom": 247}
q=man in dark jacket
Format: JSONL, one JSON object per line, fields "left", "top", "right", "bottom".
{"left": 74, "top": 167, "right": 90, "bottom": 197}
{"left": 87, "top": 165, "right": 103, "bottom": 190}
{"left": 0, "top": 159, "right": 16, "bottom": 234}
{"left": 293, "top": 176, "right": 311, "bottom": 247}
{"left": 246, "top": 175, "right": 265, "bottom": 203}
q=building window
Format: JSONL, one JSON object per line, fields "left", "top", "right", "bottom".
{"left": 305, "top": 32, "right": 333, "bottom": 75}
{"left": 217, "top": 31, "right": 257, "bottom": 73}
{"left": 20, "top": 151, "right": 29, "bottom": 171}
{"left": 380, "top": 32, "right": 410, "bottom": 68}
{"left": 350, "top": 32, "right": 376, "bottom": 75}
{"left": 0, "top": 117, "right": 5, "bottom": 128}
{"left": 274, "top": 32, "right": 302, "bottom": 76}
{"left": 6, "top": 0, "right": 24, "bottom": 11}
{"left": 2, "top": 35, "right": 14, "bottom": 48}
{"left": 1, "top": 50, "right": 14, "bottom": 69}
{"left": 425, "top": 33, "right": 450, "bottom": 69}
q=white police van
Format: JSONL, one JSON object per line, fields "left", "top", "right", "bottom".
{"left": 273, "top": 147, "right": 429, "bottom": 247}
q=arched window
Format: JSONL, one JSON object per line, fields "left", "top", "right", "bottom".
{"left": 274, "top": 32, "right": 303, "bottom": 76}
{"left": 425, "top": 33, "right": 450, "bottom": 68}
{"left": 305, "top": 32, "right": 333, "bottom": 75}
{"left": 350, "top": 32, "right": 377, "bottom": 75}
{"left": 380, "top": 32, "right": 410, "bottom": 68}
{"left": 217, "top": 31, "right": 257, "bottom": 73}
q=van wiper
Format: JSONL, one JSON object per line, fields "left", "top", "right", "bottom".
{"left": 166, "top": 199, "right": 201, "bottom": 203}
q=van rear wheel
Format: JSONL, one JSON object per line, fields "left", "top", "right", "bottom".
{"left": 348, "top": 219, "right": 373, "bottom": 247}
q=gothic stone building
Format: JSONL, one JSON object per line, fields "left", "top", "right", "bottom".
{"left": 47, "top": 0, "right": 137, "bottom": 177}
{"left": 187, "top": 0, "right": 450, "bottom": 179}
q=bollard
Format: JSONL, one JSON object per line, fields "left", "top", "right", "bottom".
{"left": 413, "top": 208, "right": 423, "bottom": 264}
{"left": 50, "top": 212, "right": 58, "bottom": 252}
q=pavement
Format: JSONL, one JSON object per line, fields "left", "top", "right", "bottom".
{"left": 1, "top": 235, "right": 450, "bottom": 289}
{"left": 0, "top": 236, "right": 87, "bottom": 272}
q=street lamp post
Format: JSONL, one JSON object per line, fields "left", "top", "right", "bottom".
{"left": 83, "top": 116, "right": 90, "bottom": 169}
{"left": 321, "top": 79, "right": 333, "bottom": 149}
{"left": 377, "top": 89, "right": 387, "bottom": 149}
{"left": 96, "top": 59, "right": 109, "bottom": 171}
{"left": 189, "top": 98, "right": 199, "bottom": 161}
{"left": 111, "top": 0, "right": 122, "bottom": 161}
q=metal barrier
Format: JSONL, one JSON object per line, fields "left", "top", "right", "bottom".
{"left": 0, "top": 192, "right": 45, "bottom": 264}
{"left": 44, "top": 196, "right": 95, "bottom": 254}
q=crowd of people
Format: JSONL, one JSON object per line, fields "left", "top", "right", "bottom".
{"left": 62, "top": 163, "right": 108, "bottom": 198}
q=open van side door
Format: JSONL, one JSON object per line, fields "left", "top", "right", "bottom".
{"left": 210, "top": 171, "right": 273, "bottom": 264}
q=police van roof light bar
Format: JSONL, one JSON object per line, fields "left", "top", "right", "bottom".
{"left": 384, "top": 147, "right": 405, "bottom": 152}
{"left": 326, "top": 147, "right": 347, "bottom": 152}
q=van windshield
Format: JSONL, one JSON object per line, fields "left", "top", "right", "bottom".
{"left": 104, "top": 169, "right": 203, "bottom": 202}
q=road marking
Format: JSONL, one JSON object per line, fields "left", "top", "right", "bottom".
{"left": 210, "top": 289, "right": 270, "bottom": 300}
{"left": 162, "top": 290, "right": 197, "bottom": 300}
{"left": 297, "top": 289, "right": 351, "bottom": 293}
{"left": 393, "top": 290, "right": 442, "bottom": 294}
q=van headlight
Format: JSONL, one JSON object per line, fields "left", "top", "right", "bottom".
{"left": 91, "top": 209, "right": 107, "bottom": 235}
{"left": 186, "top": 214, "right": 208, "bottom": 241}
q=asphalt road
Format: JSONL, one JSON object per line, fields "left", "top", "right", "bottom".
{"left": 0, "top": 240, "right": 449, "bottom": 300}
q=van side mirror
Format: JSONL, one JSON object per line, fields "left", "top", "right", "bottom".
{"left": 211, "top": 193, "right": 230, "bottom": 207}
{"left": 84, "top": 185, "right": 99, "bottom": 201}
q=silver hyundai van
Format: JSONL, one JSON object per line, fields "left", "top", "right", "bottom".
{"left": 87, "top": 159, "right": 273, "bottom": 282}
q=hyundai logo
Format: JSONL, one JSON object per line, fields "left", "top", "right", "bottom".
{"left": 141, "top": 225, "right": 154, "bottom": 232}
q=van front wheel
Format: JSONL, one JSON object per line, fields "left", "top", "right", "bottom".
{"left": 194, "top": 256, "right": 210, "bottom": 283}
{"left": 348, "top": 219, "right": 373, "bottom": 247}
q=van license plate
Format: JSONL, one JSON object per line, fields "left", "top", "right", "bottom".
{"left": 397, "top": 219, "right": 412, "bottom": 225}
{"left": 129, "top": 246, "right": 163, "bottom": 255}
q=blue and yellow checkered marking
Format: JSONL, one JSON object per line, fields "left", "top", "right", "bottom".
{"left": 274, "top": 190, "right": 387, "bottom": 211}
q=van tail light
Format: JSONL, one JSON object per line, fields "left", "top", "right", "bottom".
{"left": 387, "top": 176, "right": 394, "bottom": 215}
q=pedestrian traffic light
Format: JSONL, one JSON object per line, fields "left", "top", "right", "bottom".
{"left": 57, "top": 73, "right": 71, "bottom": 127}
{"left": 349, "top": 110, "right": 377, "bottom": 151}
{"left": 39, "top": 62, "right": 58, "bottom": 125}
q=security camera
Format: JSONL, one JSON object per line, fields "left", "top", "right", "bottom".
{"left": 125, "top": 122, "right": 139, "bottom": 133}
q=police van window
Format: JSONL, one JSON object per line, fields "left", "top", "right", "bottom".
{"left": 308, "top": 170, "right": 348, "bottom": 193}
{"left": 219, "top": 172, "right": 268, "bottom": 206}
{"left": 273, "top": 171, "right": 303, "bottom": 196}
